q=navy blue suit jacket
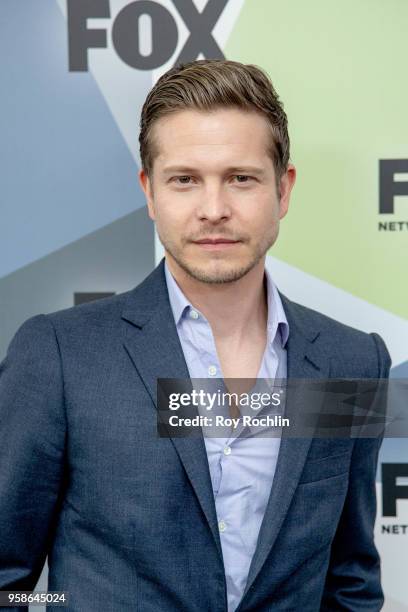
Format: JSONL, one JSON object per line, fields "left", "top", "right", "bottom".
{"left": 0, "top": 260, "right": 391, "bottom": 611}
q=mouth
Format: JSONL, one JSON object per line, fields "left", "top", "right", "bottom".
{"left": 192, "top": 238, "right": 241, "bottom": 250}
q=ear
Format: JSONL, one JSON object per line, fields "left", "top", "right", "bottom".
{"left": 278, "top": 164, "right": 296, "bottom": 219}
{"left": 139, "top": 169, "right": 155, "bottom": 220}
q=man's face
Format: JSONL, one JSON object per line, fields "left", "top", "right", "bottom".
{"left": 139, "top": 107, "right": 296, "bottom": 283}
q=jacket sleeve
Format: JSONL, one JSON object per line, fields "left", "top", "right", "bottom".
{"left": 0, "top": 315, "right": 66, "bottom": 608}
{"left": 320, "top": 333, "right": 392, "bottom": 611}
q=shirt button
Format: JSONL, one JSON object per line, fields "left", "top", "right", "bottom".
{"left": 223, "top": 446, "right": 231, "bottom": 456}
{"left": 218, "top": 520, "right": 226, "bottom": 532}
{"left": 190, "top": 309, "right": 199, "bottom": 320}
{"left": 208, "top": 365, "right": 217, "bottom": 376}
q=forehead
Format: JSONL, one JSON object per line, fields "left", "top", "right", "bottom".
{"left": 150, "top": 108, "right": 273, "bottom": 170}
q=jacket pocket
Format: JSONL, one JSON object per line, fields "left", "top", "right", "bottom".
{"left": 298, "top": 451, "right": 351, "bottom": 484}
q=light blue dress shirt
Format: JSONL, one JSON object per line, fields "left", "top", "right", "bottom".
{"left": 164, "top": 261, "right": 289, "bottom": 612}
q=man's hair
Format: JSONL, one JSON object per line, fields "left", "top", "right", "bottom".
{"left": 139, "top": 59, "right": 290, "bottom": 180}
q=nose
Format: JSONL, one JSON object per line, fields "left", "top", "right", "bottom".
{"left": 196, "top": 184, "right": 232, "bottom": 223}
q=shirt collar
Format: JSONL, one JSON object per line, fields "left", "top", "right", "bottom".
{"left": 264, "top": 265, "right": 289, "bottom": 348}
{"left": 164, "top": 260, "right": 289, "bottom": 348}
{"left": 164, "top": 261, "right": 192, "bottom": 326}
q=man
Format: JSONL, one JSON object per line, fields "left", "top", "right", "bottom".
{"left": 0, "top": 60, "right": 390, "bottom": 611}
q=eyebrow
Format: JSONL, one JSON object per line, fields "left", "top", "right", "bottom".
{"left": 161, "top": 165, "right": 266, "bottom": 177}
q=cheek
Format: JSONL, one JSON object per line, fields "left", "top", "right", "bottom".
{"left": 242, "top": 197, "right": 278, "bottom": 231}
{"left": 153, "top": 198, "right": 191, "bottom": 234}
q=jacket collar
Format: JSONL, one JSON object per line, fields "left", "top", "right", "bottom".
{"left": 123, "top": 257, "right": 320, "bottom": 328}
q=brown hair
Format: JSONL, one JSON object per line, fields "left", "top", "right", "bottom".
{"left": 139, "top": 59, "right": 290, "bottom": 179}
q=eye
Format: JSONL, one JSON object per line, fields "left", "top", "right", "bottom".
{"left": 233, "top": 175, "right": 252, "bottom": 183}
{"left": 172, "top": 175, "right": 194, "bottom": 185}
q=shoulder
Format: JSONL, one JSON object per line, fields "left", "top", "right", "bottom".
{"left": 7, "top": 263, "right": 167, "bottom": 353}
{"left": 47, "top": 290, "right": 132, "bottom": 329}
{"left": 281, "top": 294, "right": 392, "bottom": 378}
{"left": 45, "top": 262, "right": 165, "bottom": 332}
{"left": 5, "top": 291, "right": 134, "bottom": 363}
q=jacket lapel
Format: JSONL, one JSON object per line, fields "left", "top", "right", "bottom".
{"left": 240, "top": 294, "right": 330, "bottom": 602}
{"left": 121, "top": 260, "right": 224, "bottom": 562}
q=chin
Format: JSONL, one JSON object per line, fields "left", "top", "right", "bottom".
{"left": 180, "top": 257, "right": 259, "bottom": 284}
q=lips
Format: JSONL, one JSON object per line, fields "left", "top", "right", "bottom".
{"left": 193, "top": 238, "right": 239, "bottom": 244}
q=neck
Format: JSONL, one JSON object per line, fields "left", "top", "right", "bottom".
{"left": 165, "top": 255, "right": 268, "bottom": 342}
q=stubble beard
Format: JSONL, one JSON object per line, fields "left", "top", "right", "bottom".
{"left": 159, "top": 228, "right": 278, "bottom": 284}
